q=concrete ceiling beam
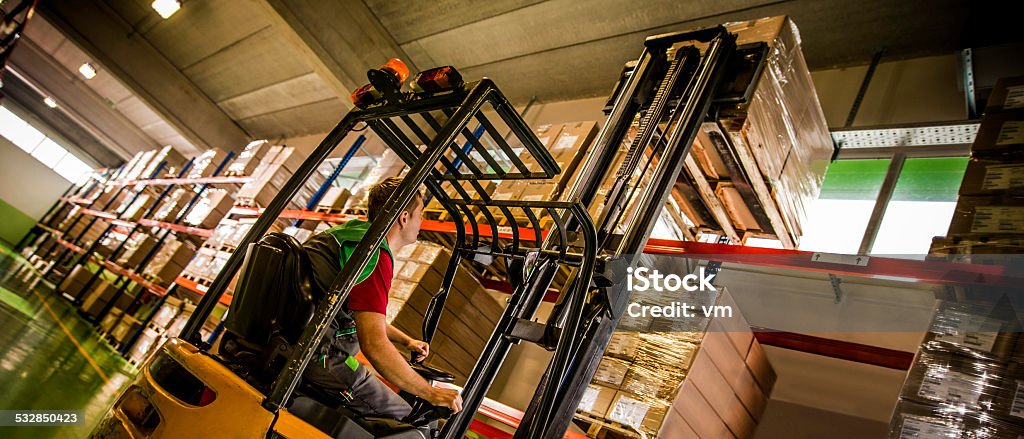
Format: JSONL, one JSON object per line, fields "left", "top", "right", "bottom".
{"left": 1, "top": 74, "right": 123, "bottom": 168}
{"left": 7, "top": 38, "right": 156, "bottom": 162}
{"left": 35, "top": 1, "right": 250, "bottom": 154}
{"left": 256, "top": 0, "right": 416, "bottom": 108}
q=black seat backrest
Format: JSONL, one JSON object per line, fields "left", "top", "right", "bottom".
{"left": 225, "top": 232, "right": 316, "bottom": 346}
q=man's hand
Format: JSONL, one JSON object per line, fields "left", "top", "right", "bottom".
{"left": 406, "top": 339, "right": 429, "bottom": 362}
{"left": 426, "top": 387, "right": 463, "bottom": 414}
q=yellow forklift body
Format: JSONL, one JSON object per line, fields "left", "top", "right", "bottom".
{"left": 93, "top": 338, "right": 328, "bottom": 439}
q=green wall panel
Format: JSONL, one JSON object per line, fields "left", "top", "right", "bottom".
{"left": 0, "top": 198, "right": 35, "bottom": 246}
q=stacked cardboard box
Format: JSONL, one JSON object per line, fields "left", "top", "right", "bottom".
{"left": 666, "top": 16, "right": 832, "bottom": 247}
{"left": 57, "top": 265, "right": 97, "bottom": 300}
{"left": 122, "top": 194, "right": 158, "bottom": 222}
{"left": 80, "top": 280, "right": 140, "bottom": 319}
{"left": 114, "top": 233, "right": 158, "bottom": 268}
{"left": 942, "top": 77, "right": 1024, "bottom": 250}
{"left": 123, "top": 150, "right": 159, "bottom": 181}
{"left": 226, "top": 140, "right": 272, "bottom": 177}
{"left": 236, "top": 145, "right": 306, "bottom": 208}
{"left": 388, "top": 241, "right": 506, "bottom": 383}
{"left": 65, "top": 218, "right": 108, "bottom": 249}
{"left": 126, "top": 298, "right": 195, "bottom": 364}
{"left": 180, "top": 217, "right": 258, "bottom": 286}
{"left": 141, "top": 237, "right": 197, "bottom": 284}
{"left": 913, "top": 79, "right": 1024, "bottom": 438}
{"left": 149, "top": 188, "right": 188, "bottom": 222}
{"left": 890, "top": 300, "right": 1024, "bottom": 438}
{"left": 186, "top": 148, "right": 230, "bottom": 179}
{"left": 317, "top": 187, "right": 352, "bottom": 212}
{"left": 141, "top": 145, "right": 187, "bottom": 180}
{"left": 576, "top": 284, "right": 774, "bottom": 438}
{"left": 182, "top": 188, "right": 234, "bottom": 230}
{"left": 344, "top": 149, "right": 408, "bottom": 213}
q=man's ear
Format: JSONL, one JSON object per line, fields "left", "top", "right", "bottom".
{"left": 398, "top": 210, "right": 409, "bottom": 227}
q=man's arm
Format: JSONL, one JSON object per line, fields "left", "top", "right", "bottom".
{"left": 355, "top": 311, "right": 461, "bottom": 412}
{"left": 386, "top": 324, "right": 413, "bottom": 345}
{"left": 386, "top": 324, "right": 429, "bottom": 362}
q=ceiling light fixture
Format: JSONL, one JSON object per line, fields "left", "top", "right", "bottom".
{"left": 78, "top": 63, "right": 97, "bottom": 79}
{"left": 151, "top": 0, "right": 181, "bottom": 19}
{"left": 44, "top": 97, "right": 58, "bottom": 108}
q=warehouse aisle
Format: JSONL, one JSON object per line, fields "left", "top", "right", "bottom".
{"left": 0, "top": 244, "right": 136, "bottom": 439}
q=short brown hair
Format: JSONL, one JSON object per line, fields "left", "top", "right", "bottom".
{"left": 367, "top": 176, "right": 422, "bottom": 221}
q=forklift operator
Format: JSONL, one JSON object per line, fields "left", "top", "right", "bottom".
{"left": 302, "top": 176, "right": 463, "bottom": 419}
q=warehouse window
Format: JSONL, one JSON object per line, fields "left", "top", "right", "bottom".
{"left": 793, "top": 156, "right": 969, "bottom": 256}
{"left": 870, "top": 157, "right": 968, "bottom": 255}
{"left": 0, "top": 105, "right": 94, "bottom": 183}
{"left": 797, "top": 159, "right": 891, "bottom": 254}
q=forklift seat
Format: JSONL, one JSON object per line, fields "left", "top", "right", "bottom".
{"left": 217, "top": 232, "right": 442, "bottom": 439}
{"left": 219, "top": 232, "right": 316, "bottom": 387}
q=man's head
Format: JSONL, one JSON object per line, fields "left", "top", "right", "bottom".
{"left": 367, "top": 176, "right": 423, "bottom": 249}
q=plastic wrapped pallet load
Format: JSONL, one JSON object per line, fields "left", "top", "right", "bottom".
{"left": 575, "top": 280, "right": 774, "bottom": 438}
{"left": 891, "top": 298, "right": 1024, "bottom": 438}
{"left": 670, "top": 16, "right": 832, "bottom": 247}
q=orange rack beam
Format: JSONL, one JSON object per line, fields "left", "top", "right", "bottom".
{"left": 138, "top": 219, "right": 214, "bottom": 238}
{"left": 228, "top": 207, "right": 1020, "bottom": 289}
{"left": 174, "top": 277, "right": 232, "bottom": 306}
{"left": 110, "top": 175, "right": 253, "bottom": 186}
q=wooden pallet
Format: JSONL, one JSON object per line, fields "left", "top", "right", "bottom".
{"left": 721, "top": 127, "right": 796, "bottom": 248}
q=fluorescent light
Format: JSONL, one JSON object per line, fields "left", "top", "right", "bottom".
{"left": 78, "top": 63, "right": 97, "bottom": 79}
{"left": 44, "top": 97, "right": 58, "bottom": 108}
{"left": 151, "top": 0, "right": 181, "bottom": 19}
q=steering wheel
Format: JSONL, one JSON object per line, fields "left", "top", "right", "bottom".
{"left": 400, "top": 361, "right": 457, "bottom": 425}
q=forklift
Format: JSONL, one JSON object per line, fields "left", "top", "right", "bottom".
{"left": 92, "top": 23, "right": 768, "bottom": 439}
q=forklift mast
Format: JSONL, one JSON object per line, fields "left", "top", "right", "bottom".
{"left": 179, "top": 23, "right": 763, "bottom": 439}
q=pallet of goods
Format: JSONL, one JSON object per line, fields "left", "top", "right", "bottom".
{"left": 668, "top": 16, "right": 833, "bottom": 248}
{"left": 574, "top": 276, "right": 774, "bottom": 438}
{"left": 388, "top": 241, "right": 506, "bottom": 384}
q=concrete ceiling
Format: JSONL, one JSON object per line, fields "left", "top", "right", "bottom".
{"left": 9, "top": 0, "right": 1007, "bottom": 165}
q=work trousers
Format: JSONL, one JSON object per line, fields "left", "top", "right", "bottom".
{"left": 305, "top": 352, "right": 413, "bottom": 420}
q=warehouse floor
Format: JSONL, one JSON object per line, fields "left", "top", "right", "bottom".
{"left": 0, "top": 244, "right": 135, "bottom": 439}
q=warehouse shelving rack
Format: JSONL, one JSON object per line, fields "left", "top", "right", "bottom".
{"left": 14, "top": 151, "right": 274, "bottom": 357}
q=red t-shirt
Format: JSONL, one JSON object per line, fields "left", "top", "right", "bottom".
{"left": 346, "top": 249, "right": 392, "bottom": 315}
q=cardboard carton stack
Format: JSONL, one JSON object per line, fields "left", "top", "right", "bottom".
{"left": 141, "top": 237, "right": 197, "bottom": 285}
{"left": 178, "top": 217, "right": 258, "bottom": 289}
{"left": 890, "top": 300, "right": 1024, "bottom": 438}
{"left": 666, "top": 16, "right": 832, "bottom": 248}
{"left": 142, "top": 145, "right": 187, "bottom": 179}
{"left": 124, "top": 194, "right": 158, "bottom": 223}
{"left": 344, "top": 149, "right": 408, "bottom": 213}
{"left": 576, "top": 282, "right": 774, "bottom": 438}
{"left": 114, "top": 233, "right": 158, "bottom": 268}
{"left": 236, "top": 145, "right": 306, "bottom": 209}
{"left": 388, "top": 241, "right": 506, "bottom": 383}
{"left": 149, "top": 188, "right": 188, "bottom": 222}
{"left": 182, "top": 188, "right": 234, "bottom": 230}
{"left": 126, "top": 296, "right": 195, "bottom": 364}
{"left": 79, "top": 280, "right": 141, "bottom": 320}
{"left": 57, "top": 265, "right": 98, "bottom": 300}
{"left": 64, "top": 216, "right": 108, "bottom": 250}
{"left": 932, "top": 76, "right": 1024, "bottom": 257}
{"left": 185, "top": 148, "right": 230, "bottom": 179}
{"left": 317, "top": 187, "right": 352, "bottom": 212}
{"left": 225, "top": 140, "right": 272, "bottom": 177}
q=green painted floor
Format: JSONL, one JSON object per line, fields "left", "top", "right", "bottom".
{"left": 0, "top": 243, "right": 137, "bottom": 439}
